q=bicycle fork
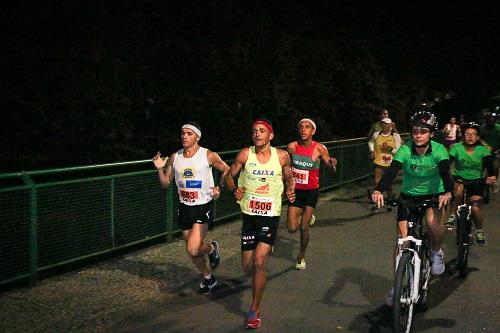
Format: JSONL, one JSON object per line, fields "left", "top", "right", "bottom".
{"left": 395, "top": 236, "right": 422, "bottom": 305}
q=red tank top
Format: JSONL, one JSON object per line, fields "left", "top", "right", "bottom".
{"left": 291, "top": 141, "right": 321, "bottom": 190}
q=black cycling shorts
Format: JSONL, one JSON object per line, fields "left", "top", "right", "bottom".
{"left": 396, "top": 193, "right": 441, "bottom": 222}
{"left": 452, "top": 176, "right": 484, "bottom": 198}
{"left": 241, "top": 213, "right": 280, "bottom": 251}
{"left": 290, "top": 189, "right": 320, "bottom": 209}
{"left": 177, "top": 201, "right": 214, "bottom": 231}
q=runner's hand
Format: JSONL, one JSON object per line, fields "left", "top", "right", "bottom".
{"left": 210, "top": 186, "right": 221, "bottom": 200}
{"left": 485, "top": 176, "right": 497, "bottom": 185}
{"left": 286, "top": 188, "right": 296, "bottom": 203}
{"left": 233, "top": 187, "right": 245, "bottom": 201}
{"left": 438, "top": 192, "right": 452, "bottom": 210}
{"left": 371, "top": 191, "right": 384, "bottom": 208}
{"left": 153, "top": 152, "right": 167, "bottom": 170}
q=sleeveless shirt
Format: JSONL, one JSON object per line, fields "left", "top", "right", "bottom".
{"left": 173, "top": 147, "right": 214, "bottom": 206}
{"left": 291, "top": 141, "right": 321, "bottom": 189}
{"left": 238, "top": 146, "right": 284, "bottom": 216}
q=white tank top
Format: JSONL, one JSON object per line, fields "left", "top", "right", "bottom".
{"left": 173, "top": 147, "right": 214, "bottom": 206}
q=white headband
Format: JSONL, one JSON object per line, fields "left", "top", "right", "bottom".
{"left": 298, "top": 118, "right": 316, "bottom": 130}
{"left": 182, "top": 124, "right": 201, "bottom": 138}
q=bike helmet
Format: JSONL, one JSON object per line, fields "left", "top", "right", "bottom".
{"left": 410, "top": 111, "right": 438, "bottom": 131}
{"left": 461, "top": 121, "right": 481, "bottom": 135}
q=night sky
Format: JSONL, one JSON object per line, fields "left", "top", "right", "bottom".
{"left": 2, "top": 2, "right": 500, "bottom": 171}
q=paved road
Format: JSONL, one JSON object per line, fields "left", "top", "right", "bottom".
{"left": 112, "top": 180, "right": 500, "bottom": 333}
{"left": 0, "top": 179, "right": 498, "bottom": 333}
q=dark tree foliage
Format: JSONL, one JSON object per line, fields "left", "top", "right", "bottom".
{"left": 1, "top": 1, "right": 499, "bottom": 172}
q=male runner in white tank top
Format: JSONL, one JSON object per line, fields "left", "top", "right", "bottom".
{"left": 153, "top": 121, "right": 229, "bottom": 294}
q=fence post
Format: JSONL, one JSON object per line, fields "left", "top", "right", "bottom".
{"left": 110, "top": 177, "right": 116, "bottom": 248}
{"left": 166, "top": 186, "right": 174, "bottom": 242}
{"left": 22, "top": 172, "right": 38, "bottom": 285}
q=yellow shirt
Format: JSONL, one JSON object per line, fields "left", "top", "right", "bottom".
{"left": 238, "top": 146, "right": 284, "bottom": 216}
{"left": 374, "top": 133, "right": 399, "bottom": 167}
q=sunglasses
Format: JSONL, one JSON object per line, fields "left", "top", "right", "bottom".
{"left": 411, "top": 128, "right": 431, "bottom": 135}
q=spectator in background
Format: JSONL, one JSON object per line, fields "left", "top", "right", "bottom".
{"left": 367, "top": 109, "right": 398, "bottom": 139}
{"left": 442, "top": 116, "right": 461, "bottom": 149}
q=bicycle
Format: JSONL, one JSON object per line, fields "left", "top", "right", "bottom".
{"left": 454, "top": 179, "right": 484, "bottom": 277}
{"left": 389, "top": 197, "right": 438, "bottom": 333}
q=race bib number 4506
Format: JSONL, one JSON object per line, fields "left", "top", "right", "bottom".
{"left": 292, "top": 167, "right": 309, "bottom": 184}
{"left": 248, "top": 196, "right": 274, "bottom": 215}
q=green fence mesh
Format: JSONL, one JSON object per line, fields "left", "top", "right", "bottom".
{"left": 0, "top": 137, "right": 379, "bottom": 285}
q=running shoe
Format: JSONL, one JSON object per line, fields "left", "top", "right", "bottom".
{"left": 208, "top": 240, "right": 220, "bottom": 269}
{"left": 385, "top": 287, "right": 394, "bottom": 307}
{"left": 431, "top": 249, "right": 445, "bottom": 276}
{"left": 199, "top": 275, "right": 217, "bottom": 294}
{"left": 309, "top": 214, "right": 316, "bottom": 226}
{"left": 295, "top": 258, "right": 306, "bottom": 270}
{"left": 475, "top": 230, "right": 487, "bottom": 246}
{"left": 445, "top": 214, "right": 455, "bottom": 230}
{"left": 245, "top": 310, "right": 261, "bottom": 329}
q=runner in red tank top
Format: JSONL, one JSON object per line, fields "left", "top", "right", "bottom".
{"left": 286, "top": 118, "right": 337, "bottom": 270}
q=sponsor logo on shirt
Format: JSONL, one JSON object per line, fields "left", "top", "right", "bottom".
{"left": 255, "top": 184, "right": 270, "bottom": 194}
{"left": 186, "top": 180, "right": 202, "bottom": 188}
{"left": 252, "top": 169, "right": 275, "bottom": 176}
{"left": 183, "top": 168, "right": 194, "bottom": 178}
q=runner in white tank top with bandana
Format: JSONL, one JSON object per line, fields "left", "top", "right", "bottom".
{"left": 153, "top": 121, "right": 229, "bottom": 295}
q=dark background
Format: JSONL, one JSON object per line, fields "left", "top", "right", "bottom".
{"left": 1, "top": 1, "right": 499, "bottom": 172}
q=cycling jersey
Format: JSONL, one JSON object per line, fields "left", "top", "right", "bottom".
{"left": 393, "top": 141, "right": 449, "bottom": 196}
{"left": 449, "top": 143, "right": 491, "bottom": 180}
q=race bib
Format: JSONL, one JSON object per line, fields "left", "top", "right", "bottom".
{"left": 292, "top": 167, "right": 309, "bottom": 184}
{"left": 248, "top": 196, "right": 274, "bottom": 215}
{"left": 381, "top": 153, "right": 393, "bottom": 166}
{"left": 180, "top": 189, "right": 199, "bottom": 203}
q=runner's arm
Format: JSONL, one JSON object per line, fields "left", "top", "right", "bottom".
{"left": 225, "top": 148, "right": 248, "bottom": 200}
{"left": 278, "top": 149, "right": 296, "bottom": 203}
{"left": 318, "top": 143, "right": 337, "bottom": 170}
{"left": 153, "top": 152, "right": 175, "bottom": 189}
{"left": 374, "top": 160, "right": 402, "bottom": 193}
{"left": 438, "top": 159, "right": 454, "bottom": 193}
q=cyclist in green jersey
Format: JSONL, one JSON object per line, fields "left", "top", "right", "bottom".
{"left": 446, "top": 122, "right": 496, "bottom": 245}
{"left": 480, "top": 113, "right": 500, "bottom": 193}
{"left": 372, "top": 111, "right": 453, "bottom": 306}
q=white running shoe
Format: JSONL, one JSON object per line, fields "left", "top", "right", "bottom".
{"left": 431, "top": 249, "right": 445, "bottom": 276}
{"left": 309, "top": 214, "right": 316, "bottom": 226}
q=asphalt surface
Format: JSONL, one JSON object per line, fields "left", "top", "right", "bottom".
{"left": 1, "top": 179, "right": 498, "bottom": 333}
{"left": 112, "top": 180, "right": 500, "bottom": 333}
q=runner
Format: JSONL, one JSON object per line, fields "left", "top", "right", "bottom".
{"left": 287, "top": 118, "right": 337, "bottom": 270}
{"left": 225, "top": 118, "right": 295, "bottom": 329}
{"left": 368, "top": 117, "right": 401, "bottom": 212}
{"left": 153, "top": 121, "right": 229, "bottom": 294}
{"left": 446, "top": 122, "right": 496, "bottom": 245}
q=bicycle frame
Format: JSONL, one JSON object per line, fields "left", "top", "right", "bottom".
{"left": 395, "top": 222, "right": 426, "bottom": 305}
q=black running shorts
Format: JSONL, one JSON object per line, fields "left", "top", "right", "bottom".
{"left": 177, "top": 201, "right": 214, "bottom": 231}
{"left": 241, "top": 213, "right": 280, "bottom": 251}
{"left": 289, "top": 189, "right": 320, "bottom": 208}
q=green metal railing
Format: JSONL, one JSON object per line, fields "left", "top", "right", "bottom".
{"left": 0, "top": 135, "right": 400, "bottom": 286}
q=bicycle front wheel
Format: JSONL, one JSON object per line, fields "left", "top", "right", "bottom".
{"left": 456, "top": 212, "right": 471, "bottom": 277}
{"left": 393, "top": 251, "right": 415, "bottom": 333}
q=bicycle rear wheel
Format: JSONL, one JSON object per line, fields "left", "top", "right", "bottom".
{"left": 456, "top": 212, "right": 471, "bottom": 277}
{"left": 393, "top": 251, "right": 415, "bottom": 333}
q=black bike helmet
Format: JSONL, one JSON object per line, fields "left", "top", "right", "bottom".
{"left": 462, "top": 121, "right": 481, "bottom": 135}
{"left": 410, "top": 111, "right": 438, "bottom": 131}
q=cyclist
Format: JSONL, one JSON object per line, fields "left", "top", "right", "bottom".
{"left": 368, "top": 117, "right": 402, "bottom": 211}
{"left": 371, "top": 111, "right": 453, "bottom": 306}
{"left": 446, "top": 122, "right": 496, "bottom": 245}
{"left": 480, "top": 112, "right": 500, "bottom": 193}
